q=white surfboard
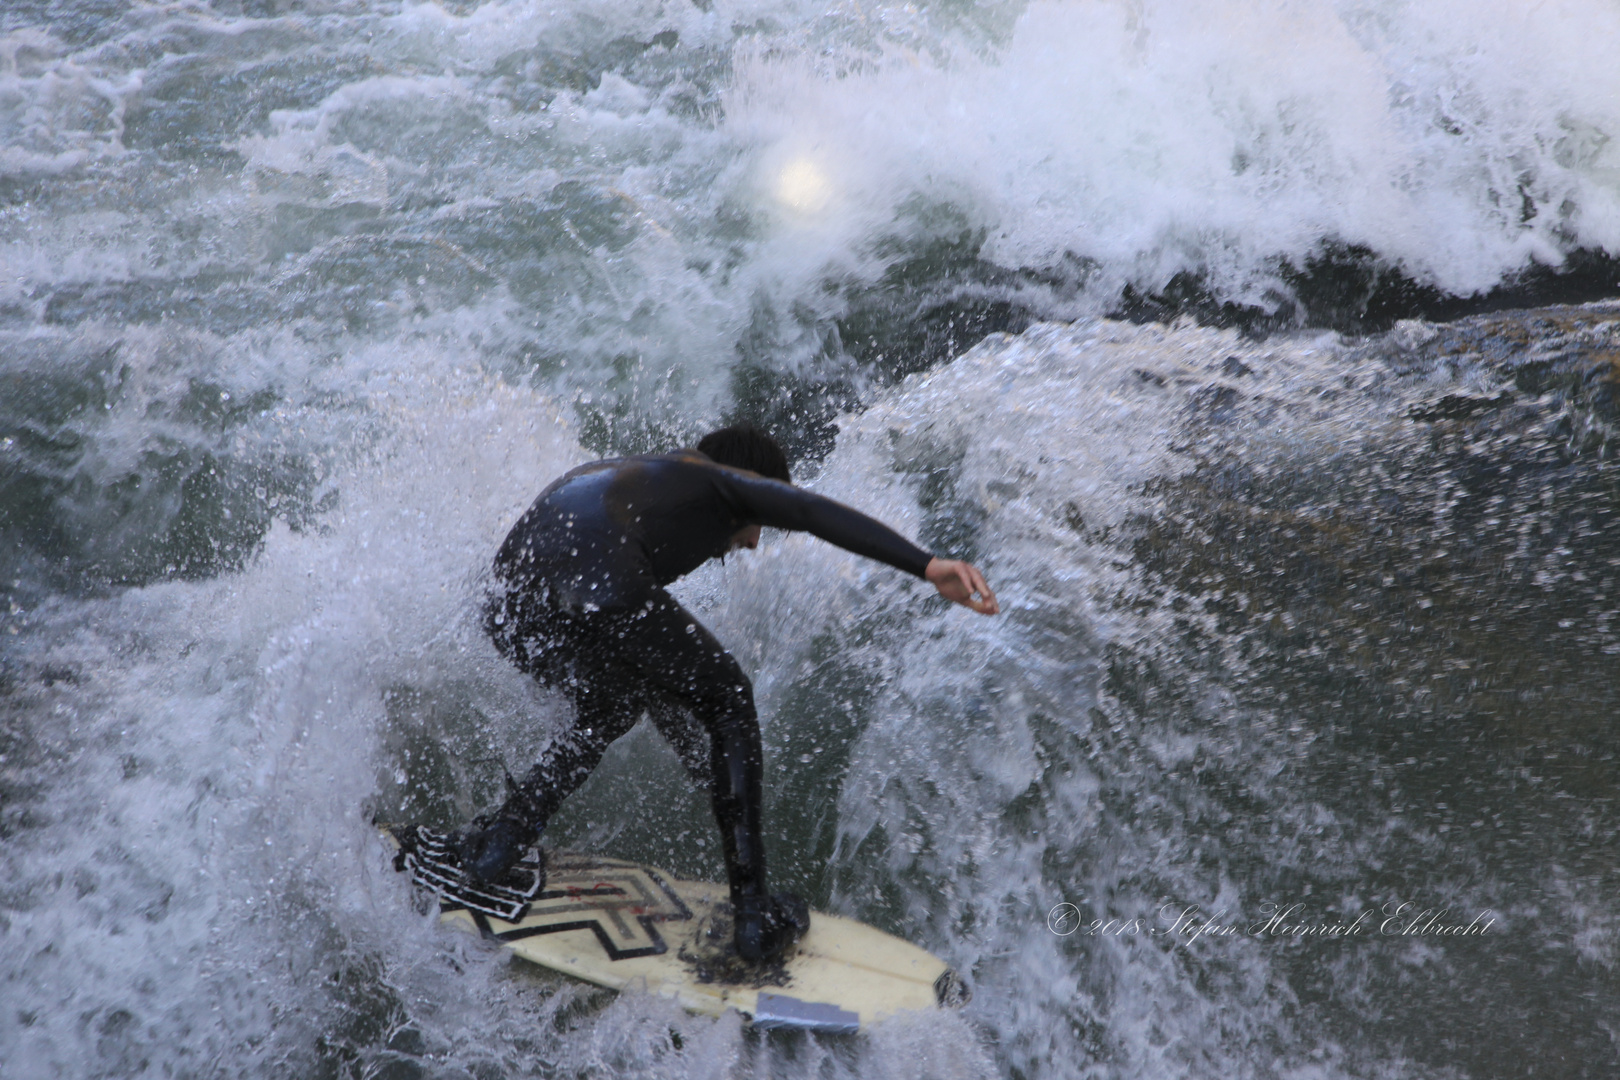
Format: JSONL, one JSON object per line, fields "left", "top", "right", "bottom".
{"left": 382, "top": 826, "right": 969, "bottom": 1032}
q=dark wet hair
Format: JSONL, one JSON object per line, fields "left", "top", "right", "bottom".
{"left": 696, "top": 421, "right": 791, "bottom": 483}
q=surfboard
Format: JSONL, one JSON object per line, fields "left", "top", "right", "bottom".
{"left": 381, "top": 824, "right": 969, "bottom": 1033}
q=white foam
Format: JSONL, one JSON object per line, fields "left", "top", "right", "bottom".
{"left": 724, "top": 0, "right": 1620, "bottom": 305}
{"left": 7, "top": 0, "right": 1618, "bottom": 429}
{"left": 0, "top": 361, "right": 583, "bottom": 1074}
{"left": 4, "top": 0, "right": 1618, "bottom": 1074}
{"left": 0, "top": 28, "right": 137, "bottom": 180}
{"left": 705, "top": 315, "right": 1445, "bottom": 1080}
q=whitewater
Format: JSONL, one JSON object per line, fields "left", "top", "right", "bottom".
{"left": 2, "top": 2, "right": 1617, "bottom": 1078}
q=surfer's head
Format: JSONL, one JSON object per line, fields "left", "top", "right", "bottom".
{"left": 696, "top": 422, "right": 791, "bottom": 483}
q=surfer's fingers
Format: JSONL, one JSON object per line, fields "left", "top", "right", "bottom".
{"left": 927, "top": 558, "right": 999, "bottom": 614}
{"left": 961, "top": 565, "right": 999, "bottom": 615}
{"left": 942, "top": 561, "right": 998, "bottom": 615}
{"left": 966, "top": 566, "right": 1000, "bottom": 614}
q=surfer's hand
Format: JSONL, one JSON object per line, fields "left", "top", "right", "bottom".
{"left": 926, "top": 558, "right": 1000, "bottom": 615}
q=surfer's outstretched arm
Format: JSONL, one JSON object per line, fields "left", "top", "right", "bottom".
{"left": 708, "top": 466, "right": 1001, "bottom": 615}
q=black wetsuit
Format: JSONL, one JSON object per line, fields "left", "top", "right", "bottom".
{"left": 484, "top": 449, "right": 932, "bottom": 914}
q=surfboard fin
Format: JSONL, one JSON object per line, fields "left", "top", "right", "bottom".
{"left": 388, "top": 823, "right": 546, "bottom": 923}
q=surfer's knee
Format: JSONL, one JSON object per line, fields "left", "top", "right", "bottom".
{"left": 694, "top": 682, "right": 757, "bottom": 747}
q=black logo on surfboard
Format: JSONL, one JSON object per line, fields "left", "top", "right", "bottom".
{"left": 388, "top": 826, "right": 693, "bottom": 962}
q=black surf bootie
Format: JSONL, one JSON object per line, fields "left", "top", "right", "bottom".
{"left": 734, "top": 892, "right": 810, "bottom": 964}
{"left": 453, "top": 816, "right": 539, "bottom": 884}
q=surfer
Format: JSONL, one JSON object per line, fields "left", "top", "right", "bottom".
{"left": 461, "top": 422, "right": 999, "bottom": 963}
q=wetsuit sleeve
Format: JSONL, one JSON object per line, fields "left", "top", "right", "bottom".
{"left": 713, "top": 471, "right": 934, "bottom": 578}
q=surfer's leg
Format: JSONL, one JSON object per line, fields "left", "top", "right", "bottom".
{"left": 609, "top": 594, "right": 805, "bottom": 960}
{"left": 646, "top": 700, "right": 713, "bottom": 787}
{"left": 459, "top": 685, "right": 649, "bottom": 882}
{"left": 498, "top": 683, "right": 644, "bottom": 826}
{"left": 463, "top": 599, "right": 648, "bottom": 880}
{"left": 460, "top": 677, "right": 652, "bottom": 882}
{"left": 602, "top": 596, "right": 764, "bottom": 893}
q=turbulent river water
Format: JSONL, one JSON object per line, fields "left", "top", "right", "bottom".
{"left": 3, "top": 2, "right": 1619, "bottom": 1078}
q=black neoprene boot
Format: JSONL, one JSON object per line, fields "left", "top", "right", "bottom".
{"left": 735, "top": 891, "right": 810, "bottom": 963}
{"left": 454, "top": 816, "right": 538, "bottom": 884}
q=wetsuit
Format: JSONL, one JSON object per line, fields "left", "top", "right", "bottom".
{"left": 483, "top": 449, "right": 933, "bottom": 922}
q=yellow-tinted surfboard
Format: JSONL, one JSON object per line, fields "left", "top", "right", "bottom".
{"left": 382, "top": 826, "right": 969, "bottom": 1032}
